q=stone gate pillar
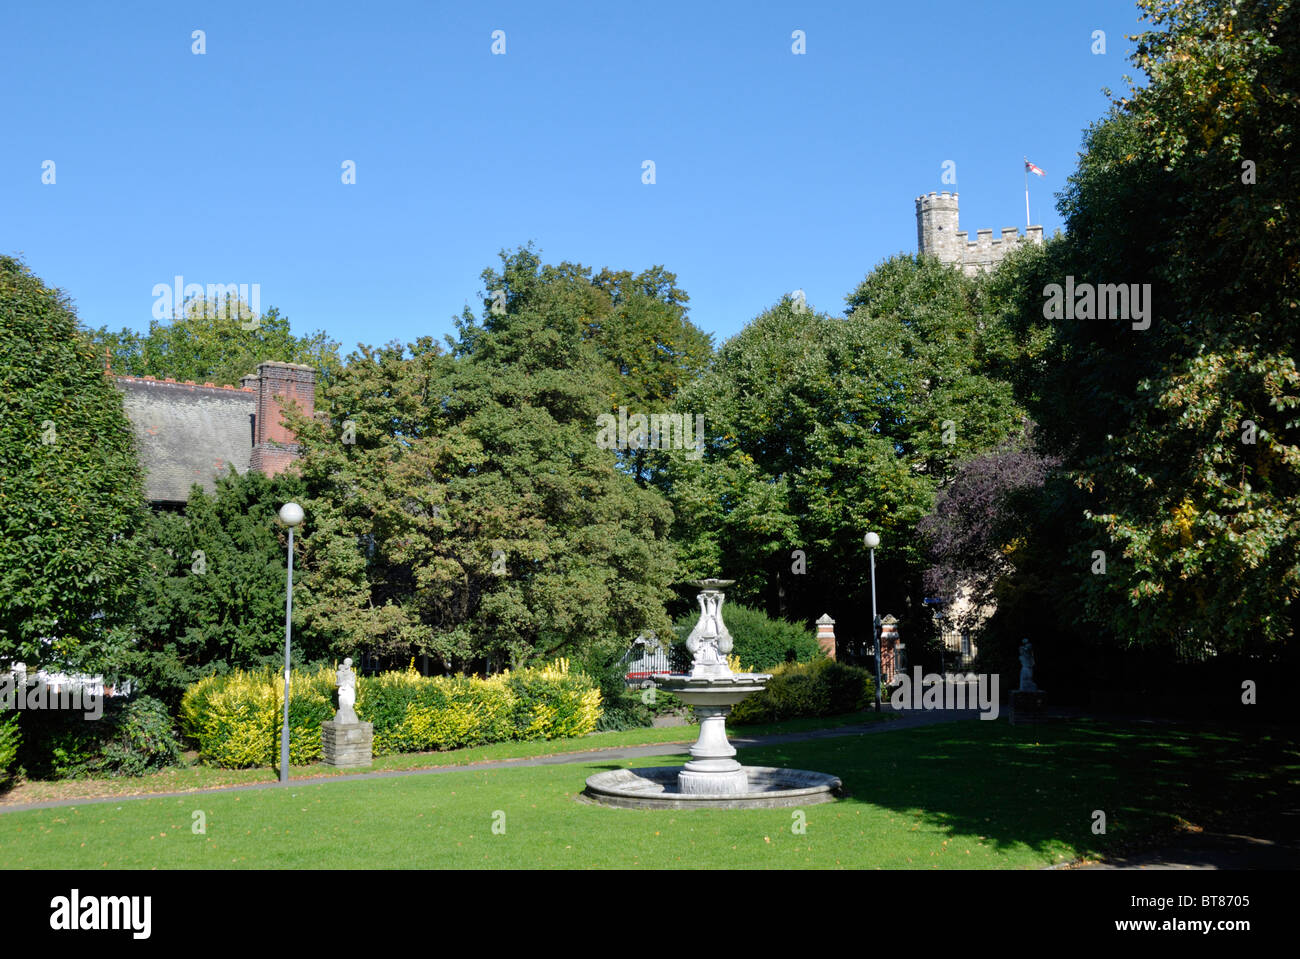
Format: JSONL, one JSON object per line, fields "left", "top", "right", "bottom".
{"left": 880, "top": 615, "right": 900, "bottom": 681}
{"left": 815, "top": 614, "right": 836, "bottom": 660}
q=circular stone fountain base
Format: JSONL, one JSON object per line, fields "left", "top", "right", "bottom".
{"left": 583, "top": 766, "right": 842, "bottom": 810}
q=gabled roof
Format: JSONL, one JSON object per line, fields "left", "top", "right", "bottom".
{"left": 113, "top": 376, "right": 256, "bottom": 505}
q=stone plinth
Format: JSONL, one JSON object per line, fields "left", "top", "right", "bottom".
{"left": 1007, "top": 690, "right": 1048, "bottom": 726}
{"left": 321, "top": 720, "right": 373, "bottom": 768}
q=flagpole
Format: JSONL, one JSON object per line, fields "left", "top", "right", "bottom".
{"left": 1024, "top": 158, "right": 1030, "bottom": 228}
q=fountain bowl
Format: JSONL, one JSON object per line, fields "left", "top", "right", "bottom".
{"left": 583, "top": 765, "right": 843, "bottom": 810}
{"left": 657, "top": 671, "right": 771, "bottom": 706}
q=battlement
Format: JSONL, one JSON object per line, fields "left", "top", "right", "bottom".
{"left": 916, "top": 190, "right": 960, "bottom": 207}
{"left": 916, "top": 191, "right": 1041, "bottom": 276}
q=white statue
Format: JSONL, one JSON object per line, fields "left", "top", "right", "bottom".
{"left": 335, "top": 657, "right": 359, "bottom": 723}
{"left": 685, "top": 579, "right": 735, "bottom": 677}
{"left": 1017, "top": 639, "right": 1037, "bottom": 692}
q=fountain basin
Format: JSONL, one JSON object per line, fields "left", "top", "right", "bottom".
{"left": 583, "top": 765, "right": 842, "bottom": 810}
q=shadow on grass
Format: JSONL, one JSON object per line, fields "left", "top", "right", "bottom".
{"left": 737, "top": 718, "right": 1300, "bottom": 862}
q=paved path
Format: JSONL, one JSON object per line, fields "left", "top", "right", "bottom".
{"left": 0, "top": 708, "right": 980, "bottom": 815}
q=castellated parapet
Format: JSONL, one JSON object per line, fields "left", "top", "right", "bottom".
{"left": 915, "top": 192, "right": 1042, "bottom": 276}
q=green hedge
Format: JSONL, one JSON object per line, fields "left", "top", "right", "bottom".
{"left": 672, "top": 604, "right": 823, "bottom": 671}
{"left": 180, "top": 659, "right": 602, "bottom": 768}
{"left": 0, "top": 713, "right": 19, "bottom": 784}
{"left": 14, "top": 695, "right": 183, "bottom": 780}
{"left": 730, "top": 659, "right": 874, "bottom": 724}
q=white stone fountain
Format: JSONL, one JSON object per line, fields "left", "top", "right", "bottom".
{"left": 583, "top": 579, "right": 842, "bottom": 809}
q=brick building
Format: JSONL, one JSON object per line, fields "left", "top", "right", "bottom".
{"left": 111, "top": 361, "right": 316, "bottom": 507}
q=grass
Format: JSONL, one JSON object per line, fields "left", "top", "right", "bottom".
{"left": 1, "top": 717, "right": 1292, "bottom": 869}
{"left": 0, "top": 709, "right": 889, "bottom": 806}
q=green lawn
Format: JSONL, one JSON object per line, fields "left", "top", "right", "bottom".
{"left": 0, "top": 709, "right": 889, "bottom": 806}
{"left": 2, "top": 718, "right": 1292, "bottom": 869}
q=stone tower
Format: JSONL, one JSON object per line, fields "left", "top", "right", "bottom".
{"left": 916, "top": 191, "right": 962, "bottom": 263}
{"left": 915, "top": 191, "right": 1042, "bottom": 277}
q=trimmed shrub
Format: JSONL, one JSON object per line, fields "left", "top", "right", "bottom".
{"left": 364, "top": 672, "right": 516, "bottom": 755}
{"left": 505, "top": 660, "right": 603, "bottom": 740}
{"left": 97, "top": 696, "right": 184, "bottom": 776}
{"left": 180, "top": 667, "right": 334, "bottom": 768}
{"left": 0, "top": 713, "right": 19, "bottom": 784}
{"left": 15, "top": 694, "right": 184, "bottom": 779}
{"left": 672, "top": 604, "right": 822, "bottom": 671}
{"left": 730, "top": 659, "right": 874, "bottom": 725}
{"left": 181, "top": 659, "right": 602, "bottom": 768}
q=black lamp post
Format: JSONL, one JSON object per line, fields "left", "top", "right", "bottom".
{"left": 278, "top": 502, "right": 304, "bottom": 784}
{"left": 864, "top": 531, "right": 881, "bottom": 711}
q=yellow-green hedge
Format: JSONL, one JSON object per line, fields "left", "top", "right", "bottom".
{"left": 179, "top": 659, "right": 601, "bottom": 768}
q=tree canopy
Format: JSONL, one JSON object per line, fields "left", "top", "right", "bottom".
{"left": 667, "top": 255, "right": 1027, "bottom": 650}
{"left": 995, "top": 0, "right": 1300, "bottom": 656}
{"left": 0, "top": 255, "right": 147, "bottom": 673}
{"left": 88, "top": 299, "right": 342, "bottom": 388}
{"left": 124, "top": 469, "right": 317, "bottom": 707}
{"left": 289, "top": 249, "right": 691, "bottom": 673}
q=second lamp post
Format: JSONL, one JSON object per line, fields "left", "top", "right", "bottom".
{"left": 864, "top": 531, "right": 881, "bottom": 712}
{"left": 278, "top": 502, "right": 304, "bottom": 784}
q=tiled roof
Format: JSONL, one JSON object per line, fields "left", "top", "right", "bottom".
{"left": 113, "top": 375, "right": 256, "bottom": 504}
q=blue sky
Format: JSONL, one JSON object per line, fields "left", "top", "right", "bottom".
{"left": 3, "top": 0, "right": 1147, "bottom": 358}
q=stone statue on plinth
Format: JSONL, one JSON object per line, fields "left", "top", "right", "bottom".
{"left": 321, "top": 656, "right": 372, "bottom": 768}
{"left": 1017, "top": 639, "right": 1038, "bottom": 692}
{"left": 335, "top": 657, "right": 359, "bottom": 723}
{"left": 1009, "top": 638, "right": 1046, "bottom": 726}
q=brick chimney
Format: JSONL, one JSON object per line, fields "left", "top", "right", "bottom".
{"left": 249, "top": 361, "right": 316, "bottom": 477}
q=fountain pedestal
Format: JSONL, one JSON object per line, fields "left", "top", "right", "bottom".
{"left": 660, "top": 681, "right": 769, "bottom": 794}
{"left": 680, "top": 706, "right": 745, "bottom": 794}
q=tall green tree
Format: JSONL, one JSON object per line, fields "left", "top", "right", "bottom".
{"left": 291, "top": 250, "right": 684, "bottom": 673}
{"left": 0, "top": 256, "right": 147, "bottom": 673}
{"left": 473, "top": 246, "right": 714, "bottom": 486}
{"left": 667, "top": 255, "right": 1025, "bottom": 642}
{"left": 999, "top": 0, "right": 1300, "bottom": 655}
{"left": 124, "top": 469, "right": 318, "bottom": 707}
